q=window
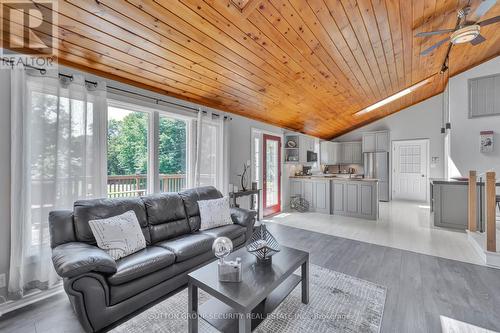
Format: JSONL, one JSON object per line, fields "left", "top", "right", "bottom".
{"left": 107, "top": 106, "right": 149, "bottom": 198}
{"left": 106, "top": 100, "right": 190, "bottom": 198}
{"left": 159, "top": 115, "right": 187, "bottom": 192}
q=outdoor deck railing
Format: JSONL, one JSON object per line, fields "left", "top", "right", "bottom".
{"left": 107, "top": 174, "right": 186, "bottom": 198}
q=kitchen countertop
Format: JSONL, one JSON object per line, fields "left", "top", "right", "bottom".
{"left": 430, "top": 178, "right": 500, "bottom": 185}
{"left": 290, "top": 175, "right": 379, "bottom": 182}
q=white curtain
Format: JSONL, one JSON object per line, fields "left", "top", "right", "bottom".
{"left": 9, "top": 67, "right": 107, "bottom": 299}
{"left": 193, "top": 110, "right": 230, "bottom": 194}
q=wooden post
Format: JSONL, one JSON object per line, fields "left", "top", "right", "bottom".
{"left": 468, "top": 170, "right": 477, "bottom": 232}
{"left": 486, "top": 172, "right": 496, "bottom": 252}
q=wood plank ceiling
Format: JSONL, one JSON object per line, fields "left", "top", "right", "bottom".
{"left": 3, "top": 0, "right": 500, "bottom": 138}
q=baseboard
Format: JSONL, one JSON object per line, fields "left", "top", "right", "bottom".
{"left": 467, "top": 230, "right": 500, "bottom": 269}
{"left": 0, "top": 285, "right": 64, "bottom": 317}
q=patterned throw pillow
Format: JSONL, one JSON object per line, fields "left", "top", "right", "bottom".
{"left": 89, "top": 210, "right": 146, "bottom": 260}
{"left": 198, "top": 197, "right": 233, "bottom": 231}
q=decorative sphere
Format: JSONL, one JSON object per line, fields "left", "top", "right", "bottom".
{"left": 212, "top": 237, "right": 233, "bottom": 259}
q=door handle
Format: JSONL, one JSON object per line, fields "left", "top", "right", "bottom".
{"left": 421, "top": 174, "right": 425, "bottom": 177}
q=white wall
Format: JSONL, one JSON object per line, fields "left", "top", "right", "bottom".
{"left": 334, "top": 93, "right": 446, "bottom": 179}
{"left": 0, "top": 69, "right": 11, "bottom": 302}
{"left": 228, "top": 115, "right": 284, "bottom": 213}
{"left": 448, "top": 56, "right": 500, "bottom": 176}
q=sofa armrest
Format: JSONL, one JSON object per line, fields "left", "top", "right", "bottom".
{"left": 52, "top": 242, "right": 117, "bottom": 278}
{"left": 230, "top": 207, "right": 256, "bottom": 228}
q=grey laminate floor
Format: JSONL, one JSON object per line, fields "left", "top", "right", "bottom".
{"left": 1, "top": 223, "right": 500, "bottom": 333}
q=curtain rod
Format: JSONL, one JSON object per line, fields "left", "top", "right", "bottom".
{"left": 2, "top": 57, "right": 232, "bottom": 120}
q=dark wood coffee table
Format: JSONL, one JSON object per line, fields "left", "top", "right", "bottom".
{"left": 188, "top": 245, "right": 309, "bottom": 333}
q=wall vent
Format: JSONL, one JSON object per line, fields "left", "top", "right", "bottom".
{"left": 468, "top": 73, "right": 500, "bottom": 118}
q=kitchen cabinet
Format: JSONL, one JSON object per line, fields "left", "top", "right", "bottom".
{"left": 339, "top": 142, "right": 362, "bottom": 164}
{"left": 320, "top": 141, "right": 341, "bottom": 165}
{"left": 289, "top": 178, "right": 330, "bottom": 214}
{"left": 299, "top": 135, "right": 317, "bottom": 164}
{"left": 430, "top": 180, "right": 485, "bottom": 230}
{"left": 313, "top": 180, "right": 330, "bottom": 214}
{"left": 284, "top": 133, "right": 318, "bottom": 164}
{"left": 331, "top": 179, "right": 378, "bottom": 220}
{"left": 362, "top": 131, "right": 390, "bottom": 152}
{"left": 362, "top": 133, "right": 376, "bottom": 152}
{"left": 290, "top": 180, "right": 303, "bottom": 197}
{"left": 331, "top": 181, "right": 346, "bottom": 214}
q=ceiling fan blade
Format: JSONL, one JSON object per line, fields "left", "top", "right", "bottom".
{"left": 469, "top": 0, "right": 497, "bottom": 22}
{"left": 471, "top": 34, "right": 486, "bottom": 45}
{"left": 415, "top": 29, "right": 455, "bottom": 37}
{"left": 420, "top": 38, "right": 450, "bottom": 56}
{"left": 478, "top": 15, "right": 500, "bottom": 26}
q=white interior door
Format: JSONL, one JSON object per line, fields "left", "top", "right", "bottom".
{"left": 392, "top": 140, "right": 429, "bottom": 201}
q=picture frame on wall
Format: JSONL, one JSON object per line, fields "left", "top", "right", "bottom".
{"left": 480, "top": 130, "right": 494, "bottom": 153}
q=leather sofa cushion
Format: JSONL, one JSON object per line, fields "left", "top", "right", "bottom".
{"left": 73, "top": 197, "right": 150, "bottom": 245}
{"left": 179, "top": 186, "right": 222, "bottom": 232}
{"left": 109, "top": 250, "right": 215, "bottom": 305}
{"left": 200, "top": 224, "right": 246, "bottom": 241}
{"left": 107, "top": 246, "right": 175, "bottom": 285}
{"left": 142, "top": 193, "right": 191, "bottom": 243}
{"left": 156, "top": 233, "right": 214, "bottom": 263}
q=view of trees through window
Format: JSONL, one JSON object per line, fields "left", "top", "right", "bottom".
{"left": 107, "top": 105, "right": 187, "bottom": 197}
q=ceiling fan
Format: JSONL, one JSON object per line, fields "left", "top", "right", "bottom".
{"left": 416, "top": 0, "right": 500, "bottom": 70}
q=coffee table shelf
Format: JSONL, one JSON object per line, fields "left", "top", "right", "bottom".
{"left": 199, "top": 273, "right": 302, "bottom": 332}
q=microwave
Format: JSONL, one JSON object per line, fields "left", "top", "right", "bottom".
{"left": 307, "top": 150, "right": 317, "bottom": 162}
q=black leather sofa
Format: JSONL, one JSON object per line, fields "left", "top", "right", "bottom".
{"left": 49, "top": 186, "right": 256, "bottom": 332}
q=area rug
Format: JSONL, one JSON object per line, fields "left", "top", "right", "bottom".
{"left": 112, "top": 264, "right": 386, "bottom": 333}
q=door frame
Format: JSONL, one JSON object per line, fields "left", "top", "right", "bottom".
{"left": 391, "top": 139, "right": 430, "bottom": 202}
{"left": 262, "top": 134, "right": 282, "bottom": 216}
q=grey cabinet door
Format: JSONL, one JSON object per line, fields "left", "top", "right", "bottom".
{"left": 375, "top": 132, "right": 390, "bottom": 151}
{"left": 362, "top": 133, "right": 376, "bottom": 152}
{"left": 342, "top": 143, "right": 352, "bottom": 163}
{"left": 320, "top": 142, "right": 329, "bottom": 164}
{"left": 352, "top": 142, "right": 362, "bottom": 163}
{"left": 290, "top": 180, "right": 302, "bottom": 197}
{"left": 359, "top": 184, "right": 374, "bottom": 216}
{"left": 345, "top": 183, "right": 359, "bottom": 213}
{"left": 331, "top": 182, "right": 345, "bottom": 213}
{"left": 378, "top": 181, "right": 389, "bottom": 201}
{"left": 303, "top": 180, "right": 314, "bottom": 209}
{"left": 314, "top": 181, "right": 330, "bottom": 214}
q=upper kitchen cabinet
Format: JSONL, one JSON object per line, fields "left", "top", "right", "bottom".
{"left": 362, "top": 131, "right": 390, "bottom": 152}
{"left": 284, "top": 133, "right": 318, "bottom": 164}
{"left": 340, "top": 142, "right": 362, "bottom": 164}
{"left": 299, "top": 135, "right": 318, "bottom": 164}
{"left": 320, "top": 141, "right": 341, "bottom": 165}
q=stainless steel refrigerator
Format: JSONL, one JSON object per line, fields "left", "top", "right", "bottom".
{"left": 363, "top": 152, "right": 389, "bottom": 202}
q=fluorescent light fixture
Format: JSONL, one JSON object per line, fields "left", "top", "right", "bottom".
{"left": 354, "top": 78, "right": 432, "bottom": 116}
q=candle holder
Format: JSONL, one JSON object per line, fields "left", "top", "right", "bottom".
{"left": 246, "top": 224, "right": 280, "bottom": 263}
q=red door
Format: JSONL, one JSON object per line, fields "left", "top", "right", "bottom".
{"left": 263, "top": 134, "right": 281, "bottom": 216}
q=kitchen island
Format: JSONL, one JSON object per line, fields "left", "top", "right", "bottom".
{"left": 290, "top": 176, "right": 379, "bottom": 220}
{"left": 429, "top": 178, "right": 500, "bottom": 230}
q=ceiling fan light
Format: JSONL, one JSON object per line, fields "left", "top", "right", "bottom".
{"left": 450, "top": 25, "right": 480, "bottom": 44}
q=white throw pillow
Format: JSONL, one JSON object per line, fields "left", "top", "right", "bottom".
{"left": 88, "top": 210, "right": 146, "bottom": 260}
{"left": 198, "top": 197, "right": 233, "bottom": 230}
